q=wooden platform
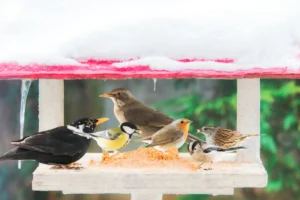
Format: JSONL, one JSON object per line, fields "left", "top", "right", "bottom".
{"left": 32, "top": 153, "right": 267, "bottom": 195}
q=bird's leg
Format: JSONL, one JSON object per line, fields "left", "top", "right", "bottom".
{"left": 204, "top": 161, "right": 213, "bottom": 171}
{"left": 197, "top": 162, "right": 204, "bottom": 169}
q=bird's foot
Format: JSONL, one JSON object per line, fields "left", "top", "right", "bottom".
{"left": 204, "top": 162, "right": 213, "bottom": 171}
{"left": 50, "top": 163, "right": 83, "bottom": 170}
{"left": 50, "top": 165, "right": 65, "bottom": 170}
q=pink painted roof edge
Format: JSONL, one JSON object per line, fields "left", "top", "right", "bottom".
{"left": 0, "top": 59, "right": 299, "bottom": 79}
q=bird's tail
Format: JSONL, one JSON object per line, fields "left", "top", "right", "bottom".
{"left": 219, "top": 146, "right": 246, "bottom": 152}
{"left": 247, "top": 134, "right": 264, "bottom": 137}
{"left": 0, "top": 147, "right": 32, "bottom": 162}
{"left": 241, "top": 134, "right": 265, "bottom": 140}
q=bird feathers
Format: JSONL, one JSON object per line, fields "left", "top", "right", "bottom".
{"left": 11, "top": 127, "right": 88, "bottom": 156}
{"left": 90, "top": 128, "right": 122, "bottom": 140}
{"left": 123, "top": 101, "right": 173, "bottom": 128}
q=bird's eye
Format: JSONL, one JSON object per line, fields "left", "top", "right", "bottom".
{"left": 87, "top": 121, "right": 93, "bottom": 126}
{"left": 117, "top": 92, "right": 121, "bottom": 96}
{"left": 181, "top": 121, "right": 184, "bottom": 124}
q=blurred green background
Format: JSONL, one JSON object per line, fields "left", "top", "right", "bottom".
{"left": 0, "top": 79, "right": 299, "bottom": 200}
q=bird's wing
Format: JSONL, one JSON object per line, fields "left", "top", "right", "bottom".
{"left": 203, "top": 146, "right": 246, "bottom": 153}
{"left": 218, "top": 128, "right": 241, "bottom": 139}
{"left": 91, "top": 128, "right": 121, "bottom": 140}
{"left": 203, "top": 146, "right": 224, "bottom": 153}
{"left": 124, "top": 102, "right": 173, "bottom": 128}
{"left": 149, "top": 126, "right": 183, "bottom": 146}
{"left": 11, "top": 127, "right": 87, "bottom": 156}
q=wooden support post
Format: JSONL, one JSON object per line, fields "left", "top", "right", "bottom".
{"left": 236, "top": 79, "right": 261, "bottom": 163}
{"left": 131, "top": 192, "right": 162, "bottom": 200}
{"left": 39, "top": 80, "right": 64, "bottom": 131}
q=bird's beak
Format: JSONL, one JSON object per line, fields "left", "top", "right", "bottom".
{"left": 99, "top": 93, "right": 112, "bottom": 98}
{"left": 196, "top": 129, "right": 201, "bottom": 133}
{"left": 96, "top": 118, "right": 109, "bottom": 125}
{"left": 135, "top": 129, "right": 143, "bottom": 135}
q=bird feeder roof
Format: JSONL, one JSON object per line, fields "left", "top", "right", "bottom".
{"left": 1, "top": 0, "right": 300, "bottom": 79}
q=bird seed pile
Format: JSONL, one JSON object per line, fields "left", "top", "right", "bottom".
{"left": 89, "top": 148, "right": 198, "bottom": 171}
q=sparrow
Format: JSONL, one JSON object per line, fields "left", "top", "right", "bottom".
{"left": 73, "top": 122, "right": 142, "bottom": 152}
{"left": 0, "top": 117, "right": 109, "bottom": 169}
{"left": 99, "top": 88, "right": 203, "bottom": 143}
{"left": 198, "top": 126, "right": 261, "bottom": 148}
{"left": 187, "top": 140, "right": 246, "bottom": 170}
{"left": 135, "top": 118, "right": 191, "bottom": 152}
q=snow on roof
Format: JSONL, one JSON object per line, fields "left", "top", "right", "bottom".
{"left": 0, "top": 0, "right": 300, "bottom": 79}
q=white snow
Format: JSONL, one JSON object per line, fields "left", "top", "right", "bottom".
{"left": 0, "top": 0, "right": 300, "bottom": 70}
{"left": 113, "top": 57, "right": 253, "bottom": 71}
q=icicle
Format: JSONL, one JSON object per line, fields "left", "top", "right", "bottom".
{"left": 153, "top": 78, "right": 157, "bottom": 91}
{"left": 19, "top": 79, "right": 32, "bottom": 169}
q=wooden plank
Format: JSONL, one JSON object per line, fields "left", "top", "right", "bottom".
{"left": 32, "top": 153, "right": 267, "bottom": 195}
{"left": 39, "top": 80, "right": 64, "bottom": 131}
{"left": 236, "top": 79, "right": 261, "bottom": 163}
{"left": 0, "top": 61, "right": 300, "bottom": 79}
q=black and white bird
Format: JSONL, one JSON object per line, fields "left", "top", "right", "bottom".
{"left": 0, "top": 117, "right": 109, "bottom": 169}
{"left": 187, "top": 140, "right": 246, "bottom": 170}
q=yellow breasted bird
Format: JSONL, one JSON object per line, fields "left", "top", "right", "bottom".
{"left": 136, "top": 118, "right": 191, "bottom": 152}
{"left": 74, "top": 122, "right": 141, "bottom": 153}
{"left": 99, "top": 88, "right": 203, "bottom": 143}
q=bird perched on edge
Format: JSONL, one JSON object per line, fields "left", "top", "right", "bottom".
{"left": 73, "top": 122, "right": 142, "bottom": 160}
{"left": 197, "top": 126, "right": 262, "bottom": 148}
{"left": 187, "top": 140, "right": 246, "bottom": 170}
{"left": 99, "top": 88, "right": 203, "bottom": 143}
{"left": 0, "top": 117, "right": 109, "bottom": 169}
{"left": 135, "top": 118, "right": 191, "bottom": 152}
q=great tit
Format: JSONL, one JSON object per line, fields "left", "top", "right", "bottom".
{"left": 74, "top": 122, "right": 142, "bottom": 152}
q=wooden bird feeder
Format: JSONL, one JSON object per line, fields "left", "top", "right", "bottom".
{"left": 1, "top": 0, "right": 299, "bottom": 199}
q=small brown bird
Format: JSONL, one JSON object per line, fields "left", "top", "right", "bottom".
{"left": 198, "top": 126, "right": 261, "bottom": 148}
{"left": 136, "top": 118, "right": 191, "bottom": 151}
{"left": 100, "top": 88, "right": 203, "bottom": 143}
